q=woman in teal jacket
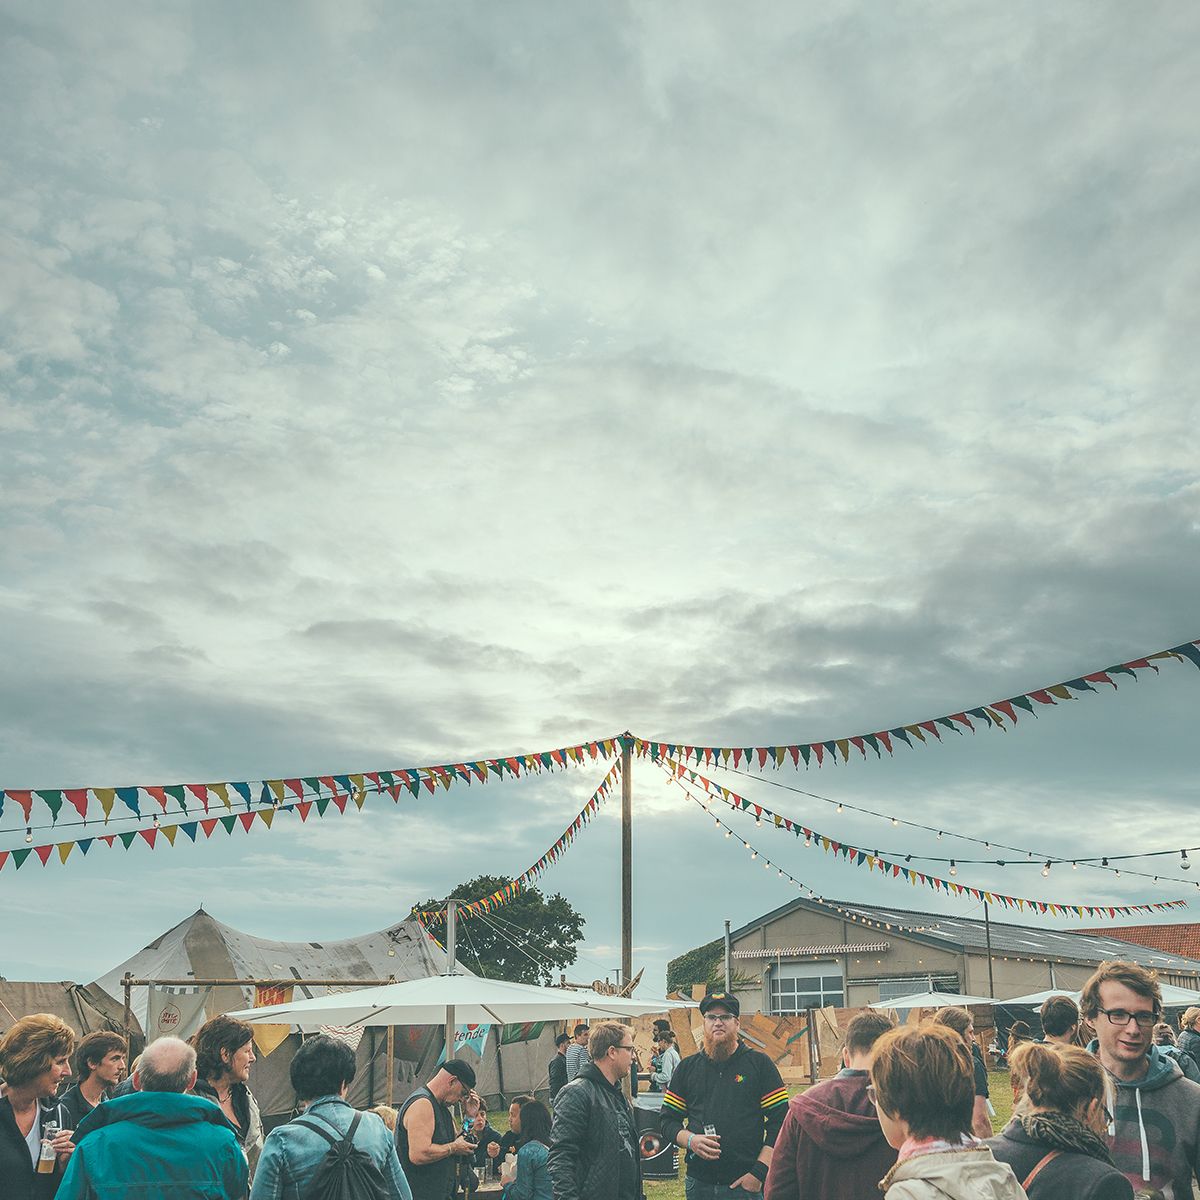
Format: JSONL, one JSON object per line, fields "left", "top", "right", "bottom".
{"left": 502, "top": 1099, "right": 552, "bottom": 1200}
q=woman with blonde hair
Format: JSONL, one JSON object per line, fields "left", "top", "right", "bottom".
{"left": 0, "top": 1013, "right": 77, "bottom": 1200}
{"left": 1177, "top": 1007, "right": 1200, "bottom": 1070}
{"left": 988, "top": 1041, "right": 1133, "bottom": 1199}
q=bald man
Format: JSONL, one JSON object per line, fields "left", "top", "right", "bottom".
{"left": 57, "top": 1036, "right": 247, "bottom": 1199}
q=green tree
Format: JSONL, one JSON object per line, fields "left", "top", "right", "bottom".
{"left": 419, "top": 875, "right": 586, "bottom": 985}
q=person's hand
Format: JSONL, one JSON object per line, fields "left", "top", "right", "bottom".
{"left": 52, "top": 1128, "right": 75, "bottom": 1163}
{"left": 728, "top": 1172, "right": 761, "bottom": 1193}
{"left": 451, "top": 1136, "right": 475, "bottom": 1156}
{"left": 688, "top": 1133, "right": 721, "bottom": 1160}
{"left": 487, "top": 1142, "right": 501, "bottom": 1159}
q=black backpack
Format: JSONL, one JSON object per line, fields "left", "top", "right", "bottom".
{"left": 294, "top": 1112, "right": 391, "bottom": 1200}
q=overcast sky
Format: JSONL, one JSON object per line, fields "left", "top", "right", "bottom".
{"left": 2, "top": 2, "right": 1199, "bottom": 997}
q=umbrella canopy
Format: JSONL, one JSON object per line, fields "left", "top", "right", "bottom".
{"left": 995, "top": 989, "right": 1081, "bottom": 1007}
{"left": 870, "top": 990, "right": 999, "bottom": 1010}
{"left": 1158, "top": 983, "right": 1200, "bottom": 1007}
{"left": 227, "top": 972, "right": 690, "bottom": 1028}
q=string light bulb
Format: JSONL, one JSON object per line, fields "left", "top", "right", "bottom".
{"left": 1183, "top": 851, "right": 1192, "bottom": 871}
{"left": 25, "top": 827, "right": 33, "bottom": 844}
{"left": 890, "top": 817, "right": 898, "bottom": 826}
{"left": 1041, "top": 861, "right": 1051, "bottom": 877}
{"left": 751, "top": 850, "right": 758, "bottom": 860}
{"left": 724, "top": 829, "right": 731, "bottom": 838}
{"left": 836, "top": 803, "right": 843, "bottom": 813}
{"left": 949, "top": 860, "right": 957, "bottom": 876}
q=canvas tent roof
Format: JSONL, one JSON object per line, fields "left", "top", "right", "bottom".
{"left": 0, "top": 980, "right": 127, "bottom": 1039}
{"left": 92, "top": 906, "right": 451, "bottom": 1034}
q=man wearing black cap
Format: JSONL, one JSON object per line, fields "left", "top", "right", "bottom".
{"left": 396, "top": 1059, "right": 478, "bottom": 1200}
{"left": 660, "top": 993, "right": 787, "bottom": 1200}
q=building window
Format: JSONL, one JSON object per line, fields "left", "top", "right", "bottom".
{"left": 877, "top": 976, "right": 959, "bottom": 1002}
{"left": 769, "top": 962, "right": 844, "bottom": 1014}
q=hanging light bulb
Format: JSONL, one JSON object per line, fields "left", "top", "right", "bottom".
{"left": 1041, "top": 861, "right": 1051, "bottom": 877}
{"left": 763, "top": 860, "right": 770, "bottom": 870}
{"left": 937, "top": 831, "right": 943, "bottom": 840}
{"left": 949, "top": 860, "right": 958, "bottom": 876}
{"left": 25, "top": 826, "right": 33, "bottom": 844}
{"left": 724, "top": 829, "right": 731, "bottom": 838}
{"left": 890, "top": 817, "right": 898, "bottom": 826}
{"left": 751, "top": 850, "right": 758, "bottom": 860}
{"left": 1102, "top": 857, "right": 1109, "bottom": 867}
{"left": 755, "top": 816, "right": 762, "bottom": 827}
{"left": 804, "top": 834, "right": 812, "bottom": 848}
{"left": 1072, "top": 861, "right": 1078, "bottom": 870}
{"left": 153, "top": 814, "right": 160, "bottom": 827}
{"left": 1182, "top": 850, "right": 1192, "bottom": 871}
{"left": 836, "top": 803, "right": 843, "bottom": 813}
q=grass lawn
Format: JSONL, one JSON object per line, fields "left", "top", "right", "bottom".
{"left": 641, "top": 1070, "right": 1014, "bottom": 1200}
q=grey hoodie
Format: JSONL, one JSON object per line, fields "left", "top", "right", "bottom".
{"left": 880, "top": 1145, "right": 1026, "bottom": 1200}
{"left": 1088, "top": 1039, "right": 1200, "bottom": 1199}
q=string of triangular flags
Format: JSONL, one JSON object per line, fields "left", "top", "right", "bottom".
{"left": 635, "top": 637, "right": 1200, "bottom": 773}
{"left": 663, "top": 757, "right": 1188, "bottom": 921}
{"left": 0, "top": 734, "right": 630, "bottom": 832}
{"left": 0, "top": 789, "right": 365, "bottom": 874}
{"left": 411, "top": 760, "right": 622, "bottom": 924}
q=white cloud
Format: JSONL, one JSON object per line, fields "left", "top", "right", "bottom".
{"left": 1, "top": 0, "right": 1199, "bottom": 994}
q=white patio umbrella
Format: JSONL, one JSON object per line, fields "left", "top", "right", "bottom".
{"left": 1158, "top": 983, "right": 1200, "bottom": 1007}
{"left": 995, "top": 989, "right": 1081, "bottom": 1007}
{"left": 870, "top": 990, "right": 1000, "bottom": 1010}
{"left": 227, "top": 972, "right": 690, "bottom": 1029}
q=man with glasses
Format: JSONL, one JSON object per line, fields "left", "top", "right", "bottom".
{"left": 660, "top": 993, "right": 787, "bottom": 1199}
{"left": 548, "top": 1020, "right": 641, "bottom": 1200}
{"left": 1081, "top": 959, "right": 1200, "bottom": 1198}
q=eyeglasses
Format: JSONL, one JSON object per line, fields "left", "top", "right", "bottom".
{"left": 615, "top": 1043, "right": 636, "bottom": 1052}
{"left": 1097, "top": 1007, "right": 1158, "bottom": 1029}
{"left": 704, "top": 1014, "right": 736, "bottom": 1024}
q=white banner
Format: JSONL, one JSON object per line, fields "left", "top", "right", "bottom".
{"left": 146, "top": 985, "right": 211, "bottom": 1042}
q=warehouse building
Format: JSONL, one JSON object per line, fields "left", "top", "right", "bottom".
{"left": 723, "top": 895, "right": 1200, "bottom": 1014}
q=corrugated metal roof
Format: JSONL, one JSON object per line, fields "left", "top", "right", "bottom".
{"left": 734, "top": 896, "right": 1200, "bottom": 976}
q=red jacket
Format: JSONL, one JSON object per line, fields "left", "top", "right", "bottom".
{"left": 763, "top": 1070, "right": 897, "bottom": 1200}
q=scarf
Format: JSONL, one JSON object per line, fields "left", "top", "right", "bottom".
{"left": 1020, "top": 1110, "right": 1114, "bottom": 1165}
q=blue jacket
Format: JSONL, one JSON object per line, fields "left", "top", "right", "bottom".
{"left": 504, "top": 1140, "right": 552, "bottom": 1200}
{"left": 56, "top": 1090, "right": 248, "bottom": 1200}
{"left": 250, "top": 1096, "right": 412, "bottom": 1200}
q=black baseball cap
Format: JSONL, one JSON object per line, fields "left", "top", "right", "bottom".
{"left": 698, "top": 992, "right": 740, "bottom": 1018}
{"left": 442, "top": 1059, "right": 477, "bottom": 1088}
{"left": 555, "top": 1033, "right": 571, "bottom": 1046}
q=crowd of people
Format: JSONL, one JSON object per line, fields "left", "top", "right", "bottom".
{"left": 5, "top": 959, "right": 1200, "bottom": 1199}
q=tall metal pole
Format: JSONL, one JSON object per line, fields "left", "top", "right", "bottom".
{"left": 984, "top": 901, "right": 995, "bottom": 998}
{"left": 724, "top": 920, "right": 732, "bottom": 992}
{"left": 621, "top": 741, "right": 633, "bottom": 989}
{"left": 445, "top": 899, "right": 458, "bottom": 1066}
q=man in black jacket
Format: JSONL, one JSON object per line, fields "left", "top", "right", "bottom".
{"left": 549, "top": 1034, "right": 570, "bottom": 1103}
{"left": 549, "top": 1020, "right": 641, "bottom": 1200}
{"left": 660, "top": 993, "right": 787, "bottom": 1200}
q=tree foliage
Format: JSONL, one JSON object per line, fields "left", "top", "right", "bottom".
{"left": 419, "top": 875, "right": 586, "bottom": 985}
{"left": 666, "top": 938, "right": 724, "bottom": 994}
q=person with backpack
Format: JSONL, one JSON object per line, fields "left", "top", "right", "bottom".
{"left": 251, "top": 1034, "right": 411, "bottom": 1200}
{"left": 1153, "top": 1023, "right": 1200, "bottom": 1082}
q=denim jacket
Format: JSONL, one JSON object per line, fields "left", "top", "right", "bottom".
{"left": 249, "top": 1096, "right": 412, "bottom": 1200}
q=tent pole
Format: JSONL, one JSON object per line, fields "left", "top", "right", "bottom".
{"left": 984, "top": 902, "right": 995, "bottom": 998}
{"left": 445, "top": 899, "right": 458, "bottom": 1066}
{"left": 621, "top": 739, "right": 632, "bottom": 988}
{"left": 386, "top": 1024, "right": 395, "bottom": 1107}
{"left": 123, "top": 972, "right": 132, "bottom": 1046}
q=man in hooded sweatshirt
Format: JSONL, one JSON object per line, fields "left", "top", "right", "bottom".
{"left": 764, "top": 1011, "right": 897, "bottom": 1200}
{"left": 1081, "top": 959, "right": 1200, "bottom": 1199}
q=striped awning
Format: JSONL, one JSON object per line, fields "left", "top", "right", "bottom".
{"left": 733, "top": 942, "right": 890, "bottom": 958}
